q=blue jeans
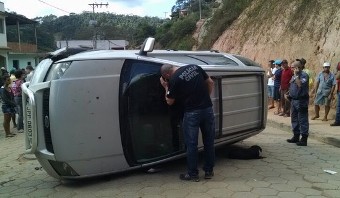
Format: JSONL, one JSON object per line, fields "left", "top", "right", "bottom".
{"left": 335, "top": 92, "right": 340, "bottom": 124}
{"left": 14, "top": 96, "right": 24, "bottom": 130}
{"left": 182, "top": 107, "right": 215, "bottom": 176}
{"left": 291, "top": 99, "right": 309, "bottom": 135}
{"left": 267, "top": 85, "right": 274, "bottom": 98}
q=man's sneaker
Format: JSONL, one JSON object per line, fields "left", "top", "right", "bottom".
{"left": 179, "top": 173, "right": 199, "bottom": 182}
{"left": 204, "top": 171, "right": 214, "bottom": 179}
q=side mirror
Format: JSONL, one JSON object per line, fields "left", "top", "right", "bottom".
{"left": 138, "top": 37, "right": 155, "bottom": 56}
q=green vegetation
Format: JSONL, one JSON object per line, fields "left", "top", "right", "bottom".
{"left": 6, "top": 12, "right": 165, "bottom": 51}
{"left": 199, "top": 0, "right": 253, "bottom": 50}
{"left": 156, "top": 14, "right": 198, "bottom": 50}
{"left": 157, "top": 0, "right": 214, "bottom": 50}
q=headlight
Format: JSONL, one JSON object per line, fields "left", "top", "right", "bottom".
{"left": 45, "top": 62, "right": 72, "bottom": 81}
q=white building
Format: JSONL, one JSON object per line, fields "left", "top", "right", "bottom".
{"left": 56, "top": 40, "right": 129, "bottom": 50}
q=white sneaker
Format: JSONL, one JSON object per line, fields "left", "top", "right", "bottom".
{"left": 18, "top": 129, "right": 24, "bottom": 133}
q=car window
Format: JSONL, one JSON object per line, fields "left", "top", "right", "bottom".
{"left": 152, "top": 54, "right": 238, "bottom": 66}
{"left": 234, "top": 55, "right": 261, "bottom": 67}
{"left": 193, "top": 55, "right": 238, "bottom": 66}
{"left": 152, "top": 55, "right": 207, "bottom": 65}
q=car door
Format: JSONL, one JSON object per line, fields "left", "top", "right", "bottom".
{"left": 119, "top": 59, "right": 185, "bottom": 165}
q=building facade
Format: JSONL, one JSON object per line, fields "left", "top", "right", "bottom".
{"left": 0, "top": 1, "right": 40, "bottom": 71}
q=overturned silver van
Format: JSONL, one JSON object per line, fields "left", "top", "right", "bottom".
{"left": 22, "top": 38, "right": 267, "bottom": 179}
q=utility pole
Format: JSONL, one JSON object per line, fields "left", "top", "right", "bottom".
{"left": 199, "top": 0, "right": 202, "bottom": 20}
{"left": 164, "top": 12, "right": 168, "bottom": 19}
{"left": 88, "top": 2, "right": 109, "bottom": 13}
{"left": 88, "top": 2, "right": 109, "bottom": 49}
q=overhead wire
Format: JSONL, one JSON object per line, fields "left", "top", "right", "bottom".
{"left": 37, "top": 0, "right": 71, "bottom": 14}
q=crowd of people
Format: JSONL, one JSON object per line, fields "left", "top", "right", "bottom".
{"left": 267, "top": 58, "right": 340, "bottom": 146}
{"left": 0, "top": 65, "right": 35, "bottom": 138}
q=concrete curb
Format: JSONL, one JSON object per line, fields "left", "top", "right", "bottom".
{"left": 266, "top": 119, "right": 340, "bottom": 148}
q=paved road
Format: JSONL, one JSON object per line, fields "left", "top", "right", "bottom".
{"left": 1, "top": 126, "right": 340, "bottom": 198}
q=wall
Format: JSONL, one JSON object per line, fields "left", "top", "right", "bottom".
{"left": 0, "top": 2, "right": 6, "bottom": 47}
{"left": 7, "top": 54, "right": 38, "bottom": 71}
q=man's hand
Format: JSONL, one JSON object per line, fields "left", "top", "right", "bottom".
{"left": 159, "top": 77, "right": 168, "bottom": 89}
{"left": 328, "top": 94, "right": 334, "bottom": 100}
{"left": 284, "top": 92, "right": 290, "bottom": 101}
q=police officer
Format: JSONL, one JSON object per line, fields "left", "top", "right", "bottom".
{"left": 160, "top": 64, "right": 215, "bottom": 181}
{"left": 286, "top": 61, "right": 309, "bottom": 146}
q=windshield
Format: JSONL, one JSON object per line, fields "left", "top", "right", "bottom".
{"left": 30, "top": 59, "right": 53, "bottom": 86}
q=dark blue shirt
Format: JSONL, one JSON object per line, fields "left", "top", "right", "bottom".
{"left": 167, "top": 64, "right": 212, "bottom": 112}
{"left": 289, "top": 71, "right": 309, "bottom": 100}
{"left": 274, "top": 68, "right": 282, "bottom": 88}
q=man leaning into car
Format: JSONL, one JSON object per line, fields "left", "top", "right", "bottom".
{"left": 160, "top": 64, "right": 215, "bottom": 182}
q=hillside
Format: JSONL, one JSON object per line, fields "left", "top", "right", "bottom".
{"left": 211, "top": 0, "right": 340, "bottom": 74}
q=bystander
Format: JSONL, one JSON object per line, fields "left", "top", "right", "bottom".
{"left": 330, "top": 62, "right": 340, "bottom": 126}
{"left": 312, "top": 62, "right": 336, "bottom": 121}
{"left": 280, "top": 59, "right": 293, "bottom": 117}
{"left": 267, "top": 60, "right": 276, "bottom": 109}
{"left": 25, "top": 65, "right": 34, "bottom": 82}
{"left": 1, "top": 75, "right": 17, "bottom": 138}
{"left": 12, "top": 70, "right": 25, "bottom": 132}
{"left": 273, "top": 59, "right": 282, "bottom": 115}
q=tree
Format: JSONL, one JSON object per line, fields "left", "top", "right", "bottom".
{"left": 134, "top": 22, "right": 156, "bottom": 45}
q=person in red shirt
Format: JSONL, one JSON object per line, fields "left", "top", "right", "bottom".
{"left": 280, "top": 59, "right": 293, "bottom": 117}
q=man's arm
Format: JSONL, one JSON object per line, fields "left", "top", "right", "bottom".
{"left": 329, "top": 73, "right": 338, "bottom": 99}
{"left": 160, "top": 77, "right": 175, "bottom": 106}
{"left": 329, "top": 84, "right": 336, "bottom": 100}
{"left": 206, "top": 77, "right": 214, "bottom": 95}
{"left": 336, "top": 70, "right": 340, "bottom": 80}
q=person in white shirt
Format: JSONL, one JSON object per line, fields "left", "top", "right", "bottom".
{"left": 25, "top": 65, "right": 34, "bottom": 82}
{"left": 267, "top": 60, "right": 277, "bottom": 109}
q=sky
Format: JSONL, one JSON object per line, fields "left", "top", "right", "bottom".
{"left": 1, "top": 0, "right": 176, "bottom": 19}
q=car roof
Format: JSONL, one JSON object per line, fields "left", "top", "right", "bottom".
{"left": 52, "top": 37, "right": 262, "bottom": 68}
{"left": 58, "top": 49, "right": 247, "bottom": 65}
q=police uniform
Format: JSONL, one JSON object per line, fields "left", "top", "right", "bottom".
{"left": 288, "top": 71, "right": 309, "bottom": 142}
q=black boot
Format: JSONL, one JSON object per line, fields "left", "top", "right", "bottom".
{"left": 296, "top": 135, "right": 308, "bottom": 146}
{"left": 287, "top": 134, "right": 300, "bottom": 143}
